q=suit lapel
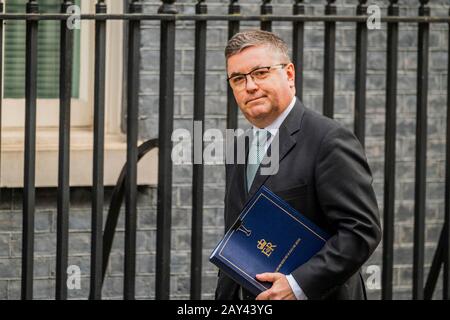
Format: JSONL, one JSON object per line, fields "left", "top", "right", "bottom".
{"left": 246, "top": 99, "right": 306, "bottom": 200}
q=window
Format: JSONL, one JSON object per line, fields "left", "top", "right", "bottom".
{"left": 4, "top": 0, "right": 80, "bottom": 99}
{"left": 2, "top": 0, "right": 90, "bottom": 128}
{"left": 0, "top": 0, "right": 156, "bottom": 187}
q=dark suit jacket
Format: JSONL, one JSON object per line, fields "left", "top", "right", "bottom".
{"left": 215, "top": 99, "right": 382, "bottom": 300}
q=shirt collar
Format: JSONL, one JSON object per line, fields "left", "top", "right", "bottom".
{"left": 252, "top": 96, "right": 297, "bottom": 137}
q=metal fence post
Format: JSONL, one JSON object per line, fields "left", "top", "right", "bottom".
{"left": 445, "top": 6, "right": 450, "bottom": 300}
{"left": 226, "top": 0, "right": 240, "bottom": 131}
{"left": 292, "top": 0, "right": 304, "bottom": 101}
{"left": 354, "top": 0, "right": 368, "bottom": 148}
{"left": 323, "top": 0, "right": 336, "bottom": 118}
{"left": 56, "top": 0, "right": 75, "bottom": 300}
{"left": 124, "top": 0, "right": 143, "bottom": 300}
{"left": 382, "top": 0, "right": 399, "bottom": 302}
{"left": 190, "top": 0, "right": 207, "bottom": 300}
{"left": 90, "top": 0, "right": 107, "bottom": 300}
{"left": 261, "top": 0, "right": 272, "bottom": 32}
{"left": 413, "top": 0, "right": 430, "bottom": 301}
{"left": 156, "top": 0, "right": 177, "bottom": 300}
{"left": 22, "top": 0, "right": 39, "bottom": 300}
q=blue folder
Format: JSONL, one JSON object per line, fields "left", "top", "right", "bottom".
{"left": 210, "top": 185, "right": 331, "bottom": 296}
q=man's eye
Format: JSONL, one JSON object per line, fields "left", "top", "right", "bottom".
{"left": 232, "top": 76, "right": 245, "bottom": 84}
{"left": 252, "top": 70, "right": 269, "bottom": 78}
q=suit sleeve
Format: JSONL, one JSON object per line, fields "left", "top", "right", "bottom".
{"left": 291, "top": 126, "right": 382, "bottom": 300}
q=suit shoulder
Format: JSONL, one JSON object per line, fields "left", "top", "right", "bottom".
{"left": 301, "top": 105, "right": 347, "bottom": 139}
{"left": 300, "top": 107, "right": 365, "bottom": 159}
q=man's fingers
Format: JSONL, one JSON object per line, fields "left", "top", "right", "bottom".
{"left": 255, "top": 273, "right": 286, "bottom": 300}
{"left": 256, "top": 272, "right": 281, "bottom": 283}
{"left": 256, "top": 289, "right": 271, "bottom": 301}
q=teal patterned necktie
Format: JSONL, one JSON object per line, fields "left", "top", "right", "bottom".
{"left": 246, "top": 129, "right": 271, "bottom": 191}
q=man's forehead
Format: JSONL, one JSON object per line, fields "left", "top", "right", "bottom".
{"left": 226, "top": 45, "right": 278, "bottom": 73}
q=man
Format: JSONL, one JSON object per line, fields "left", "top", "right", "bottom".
{"left": 215, "top": 30, "right": 382, "bottom": 300}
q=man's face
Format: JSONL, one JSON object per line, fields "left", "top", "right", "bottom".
{"left": 226, "top": 45, "right": 296, "bottom": 128}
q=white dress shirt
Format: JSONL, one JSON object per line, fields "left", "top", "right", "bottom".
{"left": 251, "top": 96, "right": 308, "bottom": 300}
{"left": 251, "top": 96, "right": 296, "bottom": 153}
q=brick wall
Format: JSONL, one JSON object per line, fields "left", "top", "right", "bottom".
{"left": 0, "top": 0, "right": 448, "bottom": 299}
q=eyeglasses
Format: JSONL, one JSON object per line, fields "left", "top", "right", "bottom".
{"left": 227, "top": 63, "right": 288, "bottom": 90}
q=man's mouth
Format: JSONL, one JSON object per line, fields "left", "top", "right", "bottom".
{"left": 246, "top": 96, "right": 266, "bottom": 104}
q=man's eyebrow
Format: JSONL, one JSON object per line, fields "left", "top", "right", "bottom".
{"left": 228, "top": 65, "right": 265, "bottom": 78}
{"left": 228, "top": 71, "right": 243, "bottom": 78}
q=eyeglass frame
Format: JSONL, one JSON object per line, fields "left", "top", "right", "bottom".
{"left": 226, "top": 63, "right": 289, "bottom": 89}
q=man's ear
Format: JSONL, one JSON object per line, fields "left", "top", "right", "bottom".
{"left": 286, "top": 63, "right": 296, "bottom": 88}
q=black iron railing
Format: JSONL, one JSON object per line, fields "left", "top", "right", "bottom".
{"left": 0, "top": 0, "right": 448, "bottom": 301}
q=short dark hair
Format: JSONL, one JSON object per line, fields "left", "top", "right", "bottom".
{"left": 225, "top": 30, "right": 291, "bottom": 62}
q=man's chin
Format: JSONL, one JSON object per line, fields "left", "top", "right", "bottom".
{"left": 247, "top": 103, "right": 270, "bottom": 116}
{"left": 248, "top": 112, "right": 267, "bottom": 121}
{"left": 246, "top": 109, "right": 272, "bottom": 124}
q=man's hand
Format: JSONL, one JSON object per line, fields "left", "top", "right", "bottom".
{"left": 255, "top": 273, "right": 296, "bottom": 300}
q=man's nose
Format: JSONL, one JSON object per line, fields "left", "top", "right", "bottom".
{"left": 245, "top": 75, "right": 259, "bottom": 91}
